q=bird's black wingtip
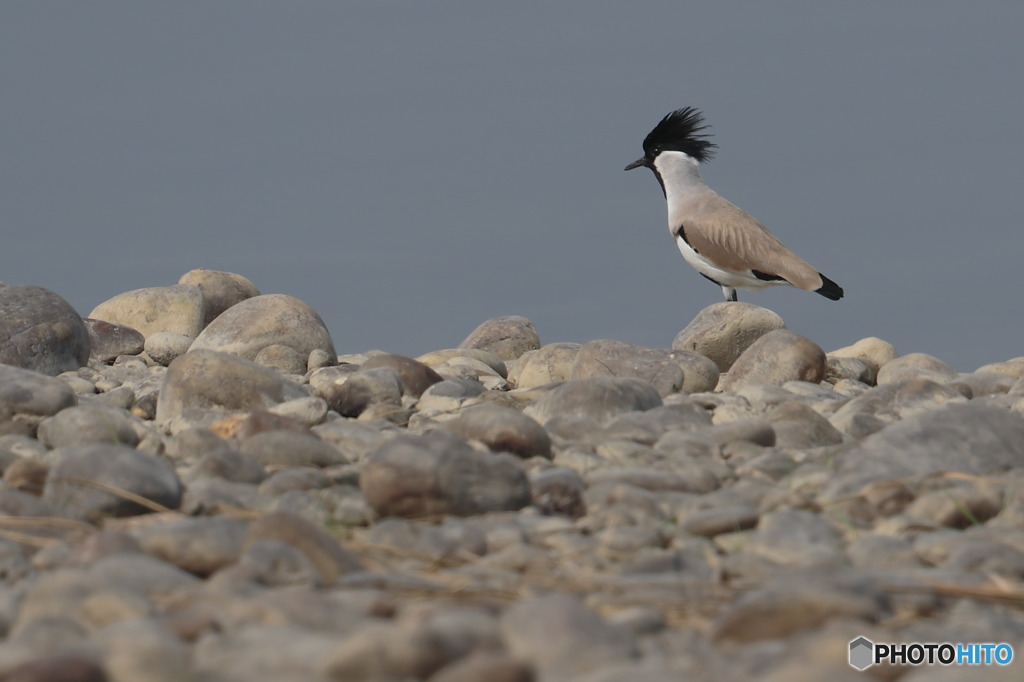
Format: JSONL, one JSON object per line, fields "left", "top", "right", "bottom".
{"left": 815, "top": 273, "right": 844, "bottom": 301}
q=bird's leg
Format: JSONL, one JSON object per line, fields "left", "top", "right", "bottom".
{"left": 721, "top": 286, "right": 737, "bottom": 302}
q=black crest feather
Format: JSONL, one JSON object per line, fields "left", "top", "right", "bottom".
{"left": 642, "top": 107, "right": 717, "bottom": 163}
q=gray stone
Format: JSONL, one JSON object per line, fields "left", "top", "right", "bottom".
{"left": 132, "top": 516, "right": 249, "bottom": 576}
{"left": 603, "top": 403, "right": 713, "bottom": 444}
{"left": 142, "top": 332, "right": 193, "bottom": 367}
{"left": 0, "top": 364, "right": 78, "bottom": 435}
{"left": 430, "top": 653, "right": 535, "bottom": 682}
{"left": 243, "top": 511, "right": 363, "bottom": 585}
{"left": 267, "top": 396, "right": 329, "bottom": 426}
{"left": 511, "top": 342, "right": 580, "bottom": 389}
{"left": 825, "top": 355, "right": 875, "bottom": 385}
{"left": 766, "top": 400, "right": 844, "bottom": 449}
{"left": 828, "top": 377, "right": 967, "bottom": 437}
{"left": 719, "top": 330, "right": 826, "bottom": 391}
{"left": 318, "top": 367, "right": 403, "bottom": 418}
{"left": 439, "top": 404, "right": 552, "bottom": 459}
{"left": 43, "top": 444, "right": 183, "bottom": 521}
{"left": 668, "top": 350, "right": 721, "bottom": 393}
{"left": 239, "top": 430, "right": 350, "bottom": 468}
{"left": 570, "top": 339, "right": 684, "bottom": 397}
{"left": 360, "top": 431, "right": 532, "bottom": 517}
{"left": 155, "top": 349, "right": 308, "bottom": 422}
{"left": 88, "top": 283, "right": 205, "bottom": 340}
{"left": 679, "top": 505, "right": 760, "bottom": 537}
{"left": 361, "top": 353, "right": 443, "bottom": 397}
{"left": 416, "top": 379, "right": 486, "bottom": 412}
{"left": 37, "top": 404, "right": 140, "bottom": 449}
{"left": 0, "top": 286, "right": 90, "bottom": 375}
{"left": 877, "top": 352, "right": 958, "bottom": 384}
{"left": 458, "top": 316, "right": 540, "bottom": 361}
{"left": 524, "top": 377, "right": 662, "bottom": 425}
{"left": 177, "top": 268, "right": 260, "bottom": 325}
{"left": 189, "top": 293, "right": 335, "bottom": 363}
{"left": 233, "top": 540, "right": 324, "bottom": 587}
{"left": 84, "top": 318, "right": 146, "bottom": 363}
{"left": 253, "top": 343, "right": 307, "bottom": 374}
{"left": 417, "top": 348, "right": 509, "bottom": 378}
{"left": 0, "top": 653, "right": 107, "bottom": 682}
{"left": 976, "top": 357, "right": 1024, "bottom": 379}
{"left": 92, "top": 618, "right": 197, "bottom": 682}
{"left": 500, "top": 593, "right": 637, "bottom": 679}
{"left": 953, "top": 371, "right": 1015, "bottom": 397}
{"left": 822, "top": 402, "right": 1024, "bottom": 502}
{"left": 672, "top": 302, "right": 785, "bottom": 371}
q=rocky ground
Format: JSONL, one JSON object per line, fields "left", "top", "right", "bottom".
{"left": 0, "top": 268, "right": 1022, "bottom": 682}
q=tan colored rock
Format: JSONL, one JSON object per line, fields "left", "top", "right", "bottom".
{"left": 828, "top": 336, "right": 898, "bottom": 373}
{"left": 178, "top": 268, "right": 259, "bottom": 325}
{"left": 458, "top": 316, "right": 540, "bottom": 361}
{"left": 89, "top": 284, "right": 205, "bottom": 339}
{"left": 718, "top": 330, "right": 826, "bottom": 391}
{"left": 876, "top": 352, "right": 957, "bottom": 385}
{"left": 673, "top": 302, "right": 784, "bottom": 372}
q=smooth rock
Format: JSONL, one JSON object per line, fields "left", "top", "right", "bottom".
{"left": 439, "top": 404, "right": 552, "bottom": 459}
{"left": 511, "top": 342, "right": 580, "bottom": 389}
{"left": 430, "top": 653, "right": 535, "bottom": 682}
{"left": 458, "top": 316, "right": 540, "bottom": 361}
{"left": 825, "top": 355, "right": 875, "bottom": 385}
{"left": 524, "top": 377, "right": 662, "bottom": 425}
{"left": 142, "top": 332, "right": 193, "bottom": 367}
{"left": 177, "top": 268, "right": 260, "bottom": 325}
{"left": 233, "top": 540, "right": 324, "bottom": 587}
{"left": 43, "top": 444, "right": 183, "bottom": 521}
{"left": 0, "top": 364, "right": 78, "bottom": 434}
{"left": 84, "top": 318, "right": 146, "bottom": 364}
{"left": 500, "top": 594, "right": 637, "bottom": 679}
{"left": 361, "top": 354, "right": 443, "bottom": 397}
{"left": 766, "top": 401, "right": 844, "bottom": 449}
{"left": 672, "top": 302, "right": 785, "bottom": 372}
{"left": 975, "top": 357, "right": 1024, "bottom": 379}
{"left": 570, "top": 340, "right": 684, "bottom": 397}
{"left": 267, "top": 396, "right": 329, "bottom": 426}
{"left": 828, "top": 377, "right": 968, "bottom": 437}
{"left": 156, "top": 350, "right": 308, "bottom": 422}
{"left": 318, "top": 367, "right": 403, "bottom": 418}
{"left": 668, "top": 350, "right": 721, "bottom": 393}
{"left": 239, "top": 431, "right": 349, "bottom": 468}
{"left": 0, "top": 653, "right": 107, "bottom": 682}
{"left": 88, "top": 283, "right": 205, "bottom": 340}
{"left": 360, "top": 431, "right": 531, "bottom": 517}
{"left": 132, "top": 516, "right": 249, "bottom": 576}
{"left": 416, "top": 348, "right": 509, "bottom": 379}
{"left": 821, "top": 402, "right": 1024, "bottom": 502}
{"left": 0, "top": 285, "right": 90, "bottom": 375}
{"left": 953, "top": 371, "right": 1015, "bottom": 398}
{"left": 37, "top": 405, "right": 140, "bottom": 449}
{"left": 718, "top": 330, "right": 826, "bottom": 391}
{"left": 253, "top": 343, "right": 306, "bottom": 374}
{"left": 828, "top": 336, "right": 898, "bottom": 373}
{"left": 876, "top": 352, "right": 958, "bottom": 384}
{"left": 243, "top": 511, "right": 363, "bottom": 585}
{"left": 416, "top": 379, "right": 486, "bottom": 413}
{"left": 189, "top": 294, "right": 335, "bottom": 363}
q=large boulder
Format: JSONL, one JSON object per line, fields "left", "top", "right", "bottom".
{"left": 0, "top": 285, "right": 90, "bottom": 374}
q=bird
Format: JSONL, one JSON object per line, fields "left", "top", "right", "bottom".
{"left": 625, "top": 107, "right": 843, "bottom": 303}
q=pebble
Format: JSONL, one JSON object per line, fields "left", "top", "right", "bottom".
{"left": 672, "top": 301, "right": 784, "bottom": 371}
{"left": 360, "top": 431, "right": 531, "bottom": 517}
{"left": 189, "top": 293, "right": 336, "bottom": 364}
{"left": 0, "top": 285, "right": 91, "bottom": 375}
{"left": 177, "top": 267, "right": 260, "bottom": 325}
{"left": 458, "top": 315, "right": 541, "bottom": 361}
{"left": 42, "top": 443, "right": 184, "bottom": 521}
{"left": 439, "top": 404, "right": 552, "bottom": 459}
{"left": 718, "top": 329, "right": 826, "bottom": 391}
{"left": 1, "top": 273, "right": 1023, "bottom": 682}
{"left": 524, "top": 377, "right": 662, "bottom": 425}
{"left": 155, "top": 349, "right": 308, "bottom": 422}
{"left": 84, "top": 318, "right": 147, "bottom": 364}
{"left": 511, "top": 342, "right": 581, "bottom": 388}
{"left": 570, "top": 339, "right": 684, "bottom": 397}
{"left": 89, "top": 283, "right": 206, "bottom": 339}
{"left": 876, "top": 351, "right": 959, "bottom": 384}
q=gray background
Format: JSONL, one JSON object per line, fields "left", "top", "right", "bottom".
{"left": 3, "top": 3, "right": 1022, "bottom": 371}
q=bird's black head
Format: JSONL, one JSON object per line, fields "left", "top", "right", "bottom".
{"left": 625, "top": 106, "right": 717, "bottom": 171}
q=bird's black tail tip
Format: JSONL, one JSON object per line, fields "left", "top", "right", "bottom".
{"left": 816, "top": 273, "right": 844, "bottom": 301}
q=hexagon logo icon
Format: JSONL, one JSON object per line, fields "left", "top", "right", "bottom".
{"left": 849, "top": 636, "right": 874, "bottom": 670}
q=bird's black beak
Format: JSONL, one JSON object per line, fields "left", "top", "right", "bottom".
{"left": 624, "top": 157, "right": 647, "bottom": 171}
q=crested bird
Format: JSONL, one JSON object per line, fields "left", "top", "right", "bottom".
{"left": 625, "top": 107, "right": 843, "bottom": 302}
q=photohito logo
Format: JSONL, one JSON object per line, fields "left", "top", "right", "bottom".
{"left": 849, "top": 636, "right": 1014, "bottom": 670}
